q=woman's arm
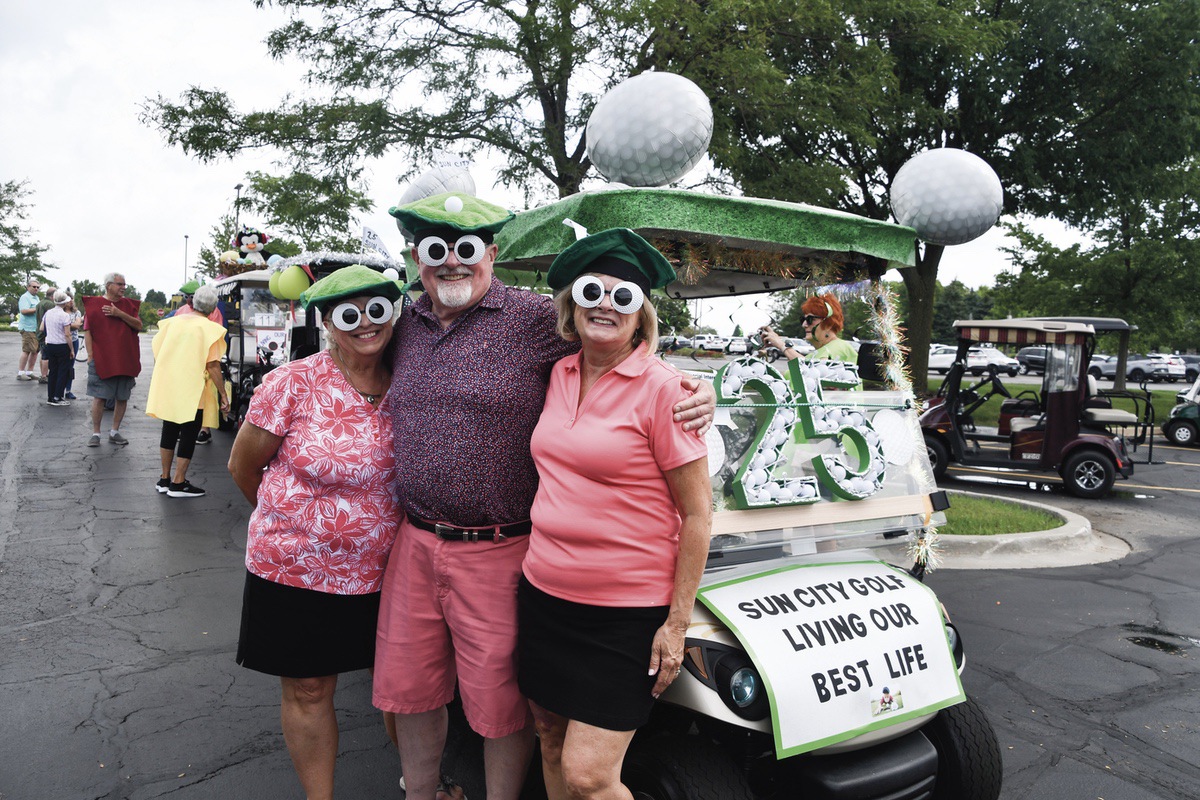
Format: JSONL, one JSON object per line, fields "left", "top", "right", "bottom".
{"left": 206, "top": 360, "right": 230, "bottom": 415}
{"left": 227, "top": 422, "right": 284, "bottom": 506}
{"left": 649, "top": 456, "right": 713, "bottom": 698}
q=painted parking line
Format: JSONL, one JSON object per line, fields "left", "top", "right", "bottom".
{"left": 946, "top": 465, "right": 1200, "bottom": 494}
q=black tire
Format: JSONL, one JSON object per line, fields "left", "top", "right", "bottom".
{"left": 937, "top": 368, "right": 948, "bottom": 375}
{"left": 1060, "top": 449, "right": 1116, "bottom": 499}
{"left": 1019, "top": 363, "right": 1029, "bottom": 375}
{"left": 1167, "top": 377, "right": 1178, "bottom": 383}
{"left": 1165, "top": 421, "right": 1197, "bottom": 446}
{"left": 622, "top": 735, "right": 753, "bottom": 800}
{"left": 1006, "top": 366, "right": 1018, "bottom": 377}
{"left": 1130, "top": 368, "right": 1145, "bottom": 383}
{"left": 925, "top": 435, "right": 949, "bottom": 481}
{"left": 924, "top": 698, "right": 1003, "bottom": 800}
{"left": 1088, "top": 367, "right": 1102, "bottom": 379}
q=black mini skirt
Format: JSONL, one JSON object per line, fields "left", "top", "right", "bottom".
{"left": 236, "top": 570, "right": 381, "bottom": 678}
{"left": 517, "top": 575, "right": 668, "bottom": 731}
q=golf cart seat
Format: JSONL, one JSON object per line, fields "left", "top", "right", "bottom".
{"left": 1082, "top": 375, "right": 1139, "bottom": 427}
{"left": 1010, "top": 415, "right": 1043, "bottom": 432}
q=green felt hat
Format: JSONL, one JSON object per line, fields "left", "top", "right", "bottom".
{"left": 547, "top": 228, "right": 675, "bottom": 292}
{"left": 179, "top": 280, "right": 201, "bottom": 295}
{"left": 389, "top": 192, "right": 514, "bottom": 238}
{"left": 300, "top": 264, "right": 402, "bottom": 311}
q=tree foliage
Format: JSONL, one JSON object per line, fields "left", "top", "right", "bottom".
{"left": 1, "top": 179, "right": 55, "bottom": 303}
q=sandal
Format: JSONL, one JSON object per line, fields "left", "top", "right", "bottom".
{"left": 398, "top": 774, "right": 467, "bottom": 800}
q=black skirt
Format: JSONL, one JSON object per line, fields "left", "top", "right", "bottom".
{"left": 517, "top": 576, "right": 668, "bottom": 731}
{"left": 236, "top": 570, "right": 381, "bottom": 678}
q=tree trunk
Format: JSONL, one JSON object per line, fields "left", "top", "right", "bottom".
{"left": 900, "top": 244, "right": 944, "bottom": 396}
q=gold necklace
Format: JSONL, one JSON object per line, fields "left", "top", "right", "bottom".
{"left": 331, "top": 348, "right": 385, "bottom": 406}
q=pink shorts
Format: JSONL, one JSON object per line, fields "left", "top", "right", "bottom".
{"left": 373, "top": 517, "right": 532, "bottom": 738}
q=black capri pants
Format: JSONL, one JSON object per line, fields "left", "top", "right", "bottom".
{"left": 160, "top": 410, "right": 204, "bottom": 460}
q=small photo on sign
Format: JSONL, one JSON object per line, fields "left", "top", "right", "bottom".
{"left": 872, "top": 687, "right": 904, "bottom": 716}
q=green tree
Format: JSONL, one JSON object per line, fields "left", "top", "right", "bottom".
{"left": 1, "top": 179, "right": 55, "bottom": 302}
{"left": 241, "top": 170, "right": 371, "bottom": 251}
{"left": 145, "top": 290, "right": 168, "bottom": 305}
{"left": 194, "top": 213, "right": 304, "bottom": 280}
{"left": 655, "top": 295, "right": 693, "bottom": 336}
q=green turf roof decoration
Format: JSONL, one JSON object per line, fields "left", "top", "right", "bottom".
{"left": 493, "top": 189, "right": 918, "bottom": 299}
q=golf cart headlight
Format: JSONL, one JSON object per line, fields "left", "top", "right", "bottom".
{"left": 714, "top": 653, "right": 770, "bottom": 720}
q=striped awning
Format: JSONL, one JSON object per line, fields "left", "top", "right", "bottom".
{"left": 954, "top": 319, "right": 1093, "bottom": 346}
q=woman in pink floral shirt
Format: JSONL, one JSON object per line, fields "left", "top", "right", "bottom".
{"left": 228, "top": 265, "right": 402, "bottom": 800}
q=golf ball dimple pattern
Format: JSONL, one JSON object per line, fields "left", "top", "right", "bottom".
{"left": 890, "top": 148, "right": 1003, "bottom": 246}
{"left": 587, "top": 72, "right": 714, "bottom": 187}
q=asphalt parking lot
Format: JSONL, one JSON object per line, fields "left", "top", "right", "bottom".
{"left": 2, "top": 334, "right": 1198, "bottom": 799}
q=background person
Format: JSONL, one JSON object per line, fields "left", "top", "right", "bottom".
{"left": 82, "top": 273, "right": 142, "bottom": 446}
{"left": 167, "top": 279, "right": 226, "bottom": 444}
{"left": 65, "top": 296, "right": 83, "bottom": 399}
{"left": 760, "top": 292, "right": 857, "bottom": 364}
{"left": 145, "top": 285, "right": 229, "bottom": 498}
{"left": 518, "top": 228, "right": 711, "bottom": 800}
{"left": 41, "top": 291, "right": 75, "bottom": 406}
{"left": 16, "top": 278, "right": 41, "bottom": 380}
{"left": 35, "top": 285, "right": 57, "bottom": 384}
{"left": 228, "top": 265, "right": 402, "bottom": 800}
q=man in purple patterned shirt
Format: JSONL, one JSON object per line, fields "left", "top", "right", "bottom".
{"left": 373, "top": 193, "right": 714, "bottom": 800}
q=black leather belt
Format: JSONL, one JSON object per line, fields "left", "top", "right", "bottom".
{"left": 410, "top": 516, "right": 532, "bottom": 543}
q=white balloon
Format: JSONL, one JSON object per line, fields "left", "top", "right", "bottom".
{"left": 587, "top": 72, "right": 713, "bottom": 187}
{"left": 890, "top": 148, "right": 1003, "bottom": 246}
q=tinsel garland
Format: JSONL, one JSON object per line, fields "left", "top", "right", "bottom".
{"left": 658, "top": 239, "right": 853, "bottom": 288}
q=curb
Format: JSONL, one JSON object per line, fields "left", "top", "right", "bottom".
{"left": 882, "top": 490, "right": 1131, "bottom": 570}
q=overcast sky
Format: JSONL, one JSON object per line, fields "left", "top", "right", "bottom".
{"left": 1, "top": 0, "right": 1080, "bottom": 334}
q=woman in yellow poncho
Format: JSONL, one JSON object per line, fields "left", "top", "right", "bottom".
{"left": 146, "top": 284, "right": 230, "bottom": 498}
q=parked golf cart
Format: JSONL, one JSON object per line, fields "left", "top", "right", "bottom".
{"left": 494, "top": 188, "right": 1002, "bottom": 800}
{"left": 212, "top": 269, "right": 291, "bottom": 430}
{"left": 1163, "top": 374, "right": 1200, "bottom": 445}
{"left": 920, "top": 318, "right": 1149, "bottom": 498}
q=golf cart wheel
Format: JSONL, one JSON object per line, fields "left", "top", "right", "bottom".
{"left": 1061, "top": 449, "right": 1116, "bottom": 499}
{"left": 1166, "top": 421, "right": 1197, "bottom": 446}
{"left": 925, "top": 436, "right": 949, "bottom": 481}
{"left": 622, "top": 735, "right": 753, "bottom": 800}
{"left": 924, "top": 698, "right": 1002, "bottom": 800}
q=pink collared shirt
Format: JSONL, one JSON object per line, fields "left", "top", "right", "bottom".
{"left": 244, "top": 352, "right": 401, "bottom": 595}
{"left": 523, "top": 343, "right": 708, "bottom": 607}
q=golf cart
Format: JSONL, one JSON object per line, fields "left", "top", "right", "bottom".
{"left": 493, "top": 188, "right": 1002, "bottom": 800}
{"left": 1163, "top": 374, "right": 1200, "bottom": 445}
{"left": 212, "top": 269, "right": 291, "bottom": 430}
{"left": 920, "top": 318, "right": 1147, "bottom": 498}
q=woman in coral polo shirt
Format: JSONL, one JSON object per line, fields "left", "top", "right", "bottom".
{"left": 519, "top": 228, "right": 711, "bottom": 800}
{"left": 228, "top": 265, "right": 402, "bottom": 800}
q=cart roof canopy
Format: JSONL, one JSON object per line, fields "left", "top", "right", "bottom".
{"left": 278, "top": 251, "right": 401, "bottom": 275}
{"left": 954, "top": 318, "right": 1096, "bottom": 346}
{"left": 493, "top": 188, "right": 918, "bottom": 299}
{"left": 213, "top": 269, "right": 273, "bottom": 289}
{"left": 1027, "top": 316, "right": 1136, "bottom": 333}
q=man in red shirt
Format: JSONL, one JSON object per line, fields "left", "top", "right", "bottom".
{"left": 82, "top": 272, "right": 142, "bottom": 447}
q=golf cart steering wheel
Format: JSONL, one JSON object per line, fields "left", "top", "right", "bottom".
{"left": 986, "top": 367, "right": 1012, "bottom": 399}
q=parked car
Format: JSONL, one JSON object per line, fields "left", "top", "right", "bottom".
{"left": 928, "top": 344, "right": 958, "bottom": 374}
{"left": 967, "top": 346, "right": 1020, "bottom": 376}
{"left": 1016, "top": 345, "right": 1048, "bottom": 375}
{"left": 1095, "top": 353, "right": 1171, "bottom": 383}
{"left": 1149, "top": 353, "right": 1187, "bottom": 382}
{"left": 1181, "top": 355, "right": 1200, "bottom": 383}
{"left": 725, "top": 336, "right": 750, "bottom": 355}
{"left": 693, "top": 334, "right": 729, "bottom": 352}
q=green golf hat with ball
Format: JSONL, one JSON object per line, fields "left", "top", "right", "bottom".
{"left": 300, "top": 264, "right": 403, "bottom": 311}
{"left": 389, "top": 192, "right": 515, "bottom": 238}
{"left": 179, "top": 279, "right": 201, "bottom": 295}
{"left": 546, "top": 228, "right": 675, "bottom": 294}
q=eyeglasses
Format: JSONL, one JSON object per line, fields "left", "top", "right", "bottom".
{"left": 803, "top": 314, "right": 826, "bottom": 326}
{"left": 329, "top": 296, "right": 395, "bottom": 331}
{"left": 572, "top": 276, "right": 645, "bottom": 315}
{"left": 110, "top": 281, "right": 126, "bottom": 286}
{"left": 417, "top": 234, "right": 487, "bottom": 267}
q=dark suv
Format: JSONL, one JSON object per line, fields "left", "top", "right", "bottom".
{"left": 1016, "top": 345, "right": 1048, "bottom": 375}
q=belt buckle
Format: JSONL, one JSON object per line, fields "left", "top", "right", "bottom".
{"left": 434, "top": 523, "right": 457, "bottom": 541}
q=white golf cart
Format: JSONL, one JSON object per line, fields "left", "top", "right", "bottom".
{"left": 493, "top": 188, "right": 1002, "bottom": 800}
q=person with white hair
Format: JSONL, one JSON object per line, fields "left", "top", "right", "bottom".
{"left": 146, "top": 284, "right": 229, "bottom": 497}
{"left": 41, "top": 290, "right": 75, "bottom": 406}
{"left": 82, "top": 272, "right": 143, "bottom": 446}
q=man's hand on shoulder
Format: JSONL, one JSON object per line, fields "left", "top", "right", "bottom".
{"left": 674, "top": 376, "right": 715, "bottom": 436}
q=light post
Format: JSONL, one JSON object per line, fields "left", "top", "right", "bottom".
{"left": 234, "top": 182, "right": 244, "bottom": 234}
{"left": 183, "top": 234, "right": 189, "bottom": 283}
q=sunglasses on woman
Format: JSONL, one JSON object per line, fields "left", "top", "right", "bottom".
{"left": 329, "top": 296, "right": 395, "bottom": 331}
{"left": 803, "top": 314, "right": 827, "bottom": 326}
{"left": 572, "top": 275, "right": 645, "bottom": 315}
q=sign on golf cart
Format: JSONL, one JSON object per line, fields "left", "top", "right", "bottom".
{"left": 697, "top": 560, "right": 964, "bottom": 757}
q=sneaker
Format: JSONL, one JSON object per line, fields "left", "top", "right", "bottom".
{"left": 17, "top": 374, "right": 32, "bottom": 381}
{"left": 194, "top": 430, "right": 212, "bottom": 445}
{"left": 108, "top": 431, "right": 129, "bottom": 446}
{"left": 155, "top": 478, "right": 170, "bottom": 494}
{"left": 87, "top": 433, "right": 101, "bottom": 447}
{"left": 47, "top": 399, "right": 69, "bottom": 407}
{"left": 166, "top": 481, "right": 205, "bottom": 498}
{"left": 65, "top": 392, "right": 77, "bottom": 400}
{"left": 37, "top": 376, "right": 48, "bottom": 384}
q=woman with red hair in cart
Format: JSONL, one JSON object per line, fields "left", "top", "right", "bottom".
{"left": 761, "top": 292, "right": 860, "bottom": 368}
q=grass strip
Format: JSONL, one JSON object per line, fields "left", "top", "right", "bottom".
{"left": 940, "top": 493, "right": 1062, "bottom": 536}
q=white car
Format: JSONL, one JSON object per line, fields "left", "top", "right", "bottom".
{"left": 725, "top": 336, "right": 750, "bottom": 355}
{"left": 1150, "top": 353, "right": 1188, "bottom": 382}
{"left": 928, "top": 344, "right": 958, "bottom": 374}
{"left": 967, "top": 346, "right": 1020, "bottom": 376}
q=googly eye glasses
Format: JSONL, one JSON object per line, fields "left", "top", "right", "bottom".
{"left": 417, "top": 234, "right": 487, "bottom": 267}
{"left": 329, "top": 296, "right": 395, "bottom": 331}
{"left": 572, "top": 276, "right": 645, "bottom": 315}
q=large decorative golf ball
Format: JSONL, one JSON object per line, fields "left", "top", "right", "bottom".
{"left": 586, "top": 72, "right": 713, "bottom": 187}
{"left": 890, "top": 148, "right": 1003, "bottom": 246}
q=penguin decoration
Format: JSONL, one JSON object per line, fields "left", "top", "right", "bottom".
{"left": 232, "top": 226, "right": 272, "bottom": 266}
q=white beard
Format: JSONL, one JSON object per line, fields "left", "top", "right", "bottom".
{"left": 435, "top": 278, "right": 475, "bottom": 309}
